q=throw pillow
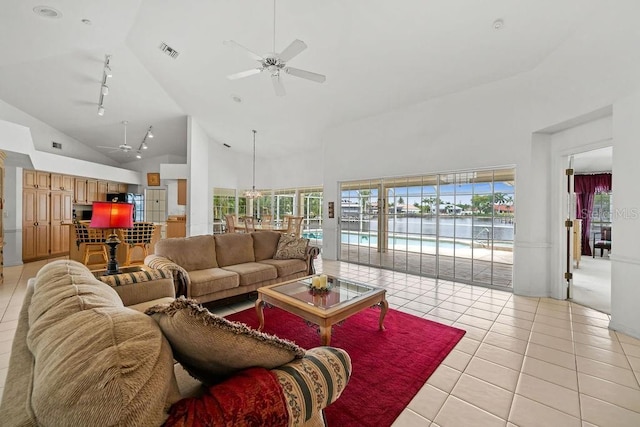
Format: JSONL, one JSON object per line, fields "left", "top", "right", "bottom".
{"left": 273, "top": 234, "right": 309, "bottom": 260}
{"left": 146, "top": 297, "right": 306, "bottom": 384}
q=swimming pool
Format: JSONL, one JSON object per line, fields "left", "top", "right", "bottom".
{"left": 303, "top": 231, "right": 472, "bottom": 251}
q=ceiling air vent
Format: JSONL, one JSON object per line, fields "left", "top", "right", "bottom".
{"left": 159, "top": 42, "right": 180, "bottom": 59}
{"left": 52, "top": 141, "right": 62, "bottom": 149}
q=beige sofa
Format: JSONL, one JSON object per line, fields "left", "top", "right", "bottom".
{"left": 145, "top": 231, "right": 320, "bottom": 304}
{"left": 0, "top": 260, "right": 350, "bottom": 426}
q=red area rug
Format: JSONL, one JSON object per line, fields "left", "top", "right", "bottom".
{"left": 226, "top": 306, "right": 465, "bottom": 427}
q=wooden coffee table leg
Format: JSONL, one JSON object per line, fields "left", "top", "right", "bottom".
{"left": 379, "top": 297, "right": 389, "bottom": 331}
{"left": 255, "top": 297, "right": 265, "bottom": 331}
{"left": 319, "top": 324, "right": 332, "bottom": 346}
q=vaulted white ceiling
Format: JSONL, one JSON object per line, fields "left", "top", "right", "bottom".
{"left": 0, "top": 0, "right": 607, "bottom": 163}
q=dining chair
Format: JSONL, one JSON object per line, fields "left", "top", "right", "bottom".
{"left": 284, "top": 215, "right": 304, "bottom": 238}
{"left": 261, "top": 214, "right": 272, "bottom": 225}
{"left": 74, "top": 222, "right": 109, "bottom": 266}
{"left": 243, "top": 216, "right": 256, "bottom": 232}
{"left": 120, "top": 222, "right": 156, "bottom": 265}
{"left": 593, "top": 226, "right": 611, "bottom": 258}
{"left": 224, "top": 214, "right": 239, "bottom": 233}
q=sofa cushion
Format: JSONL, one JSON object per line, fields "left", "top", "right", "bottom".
{"left": 258, "top": 259, "right": 308, "bottom": 278}
{"left": 273, "top": 234, "right": 309, "bottom": 260}
{"left": 251, "top": 231, "right": 281, "bottom": 261}
{"left": 27, "top": 260, "right": 180, "bottom": 426}
{"left": 146, "top": 297, "right": 305, "bottom": 385}
{"left": 155, "top": 235, "right": 218, "bottom": 271}
{"left": 188, "top": 268, "right": 239, "bottom": 297}
{"left": 215, "top": 233, "right": 256, "bottom": 267}
{"left": 221, "top": 262, "right": 277, "bottom": 286}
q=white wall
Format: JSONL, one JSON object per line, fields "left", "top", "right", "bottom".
{"left": 317, "top": 2, "right": 640, "bottom": 339}
{"left": 609, "top": 92, "right": 640, "bottom": 339}
{"left": 0, "top": 99, "right": 119, "bottom": 166}
{"left": 186, "top": 117, "right": 210, "bottom": 235}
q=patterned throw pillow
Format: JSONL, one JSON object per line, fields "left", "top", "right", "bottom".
{"left": 146, "top": 297, "right": 306, "bottom": 384}
{"left": 273, "top": 234, "right": 309, "bottom": 260}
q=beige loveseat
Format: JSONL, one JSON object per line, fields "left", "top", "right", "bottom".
{"left": 145, "top": 231, "right": 319, "bottom": 304}
{"left": 0, "top": 260, "right": 350, "bottom": 426}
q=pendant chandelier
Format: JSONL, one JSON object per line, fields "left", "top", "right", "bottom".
{"left": 243, "top": 129, "right": 262, "bottom": 199}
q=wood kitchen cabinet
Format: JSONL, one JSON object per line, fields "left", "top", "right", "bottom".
{"left": 86, "top": 179, "right": 98, "bottom": 203}
{"left": 97, "top": 181, "right": 108, "bottom": 203}
{"left": 22, "top": 186, "right": 50, "bottom": 260}
{"left": 50, "top": 191, "right": 73, "bottom": 256}
{"left": 24, "top": 170, "right": 49, "bottom": 189}
{"left": 75, "top": 178, "right": 87, "bottom": 204}
{"left": 50, "top": 173, "right": 74, "bottom": 192}
{"left": 118, "top": 183, "right": 128, "bottom": 193}
{"left": 177, "top": 179, "right": 187, "bottom": 205}
{"left": 107, "top": 181, "right": 119, "bottom": 192}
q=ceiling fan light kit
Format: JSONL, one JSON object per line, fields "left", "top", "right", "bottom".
{"left": 224, "top": 0, "right": 326, "bottom": 96}
{"left": 243, "top": 130, "right": 262, "bottom": 199}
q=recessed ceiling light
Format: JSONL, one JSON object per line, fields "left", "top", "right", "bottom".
{"left": 81, "top": 18, "right": 92, "bottom": 25}
{"left": 493, "top": 19, "right": 504, "bottom": 30}
{"left": 232, "top": 95, "right": 242, "bottom": 103}
{"left": 33, "top": 6, "right": 62, "bottom": 19}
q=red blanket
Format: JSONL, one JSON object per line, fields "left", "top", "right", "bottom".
{"left": 165, "top": 367, "right": 289, "bottom": 427}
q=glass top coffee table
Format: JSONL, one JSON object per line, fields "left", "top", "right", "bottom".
{"left": 255, "top": 275, "right": 388, "bottom": 345}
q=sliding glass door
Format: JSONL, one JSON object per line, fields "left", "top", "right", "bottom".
{"left": 339, "top": 168, "right": 515, "bottom": 288}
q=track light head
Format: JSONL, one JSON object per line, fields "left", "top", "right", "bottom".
{"left": 104, "top": 65, "right": 112, "bottom": 78}
{"left": 136, "top": 151, "right": 142, "bottom": 159}
{"left": 101, "top": 84, "right": 109, "bottom": 95}
{"left": 97, "top": 105, "right": 105, "bottom": 116}
{"left": 141, "top": 142, "right": 148, "bottom": 150}
{"left": 147, "top": 127, "right": 154, "bottom": 138}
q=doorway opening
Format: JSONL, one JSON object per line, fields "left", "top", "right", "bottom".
{"left": 569, "top": 147, "right": 612, "bottom": 313}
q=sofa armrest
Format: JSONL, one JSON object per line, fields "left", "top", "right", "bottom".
{"left": 273, "top": 346, "right": 351, "bottom": 426}
{"left": 306, "top": 246, "right": 321, "bottom": 275}
{"left": 164, "top": 347, "right": 351, "bottom": 427}
{"left": 145, "top": 254, "right": 191, "bottom": 297}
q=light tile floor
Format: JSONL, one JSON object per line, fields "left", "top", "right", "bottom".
{"left": 1, "top": 257, "right": 640, "bottom": 426}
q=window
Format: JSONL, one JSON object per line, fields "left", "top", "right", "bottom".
{"left": 339, "top": 168, "right": 515, "bottom": 289}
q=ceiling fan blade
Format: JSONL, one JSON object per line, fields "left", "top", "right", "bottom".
{"left": 271, "top": 74, "right": 286, "bottom": 97}
{"left": 223, "top": 40, "right": 264, "bottom": 61}
{"left": 285, "top": 67, "right": 326, "bottom": 83}
{"left": 227, "top": 68, "right": 262, "bottom": 80}
{"left": 279, "top": 39, "right": 307, "bottom": 62}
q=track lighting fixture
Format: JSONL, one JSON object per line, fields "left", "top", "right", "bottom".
{"left": 97, "top": 54, "right": 112, "bottom": 116}
{"left": 135, "top": 125, "right": 154, "bottom": 159}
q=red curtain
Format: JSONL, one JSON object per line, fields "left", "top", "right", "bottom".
{"left": 574, "top": 173, "right": 612, "bottom": 256}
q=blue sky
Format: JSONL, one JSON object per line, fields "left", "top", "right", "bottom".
{"left": 342, "top": 182, "right": 515, "bottom": 206}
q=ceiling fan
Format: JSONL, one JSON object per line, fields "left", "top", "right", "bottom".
{"left": 97, "top": 121, "right": 133, "bottom": 155}
{"left": 224, "top": 0, "right": 326, "bottom": 96}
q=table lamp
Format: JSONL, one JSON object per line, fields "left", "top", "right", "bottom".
{"left": 90, "top": 201, "right": 134, "bottom": 275}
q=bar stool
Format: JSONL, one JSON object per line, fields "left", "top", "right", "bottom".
{"left": 75, "top": 222, "right": 109, "bottom": 266}
{"left": 121, "top": 222, "right": 156, "bottom": 265}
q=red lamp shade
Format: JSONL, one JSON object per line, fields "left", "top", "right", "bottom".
{"left": 90, "top": 202, "right": 134, "bottom": 229}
